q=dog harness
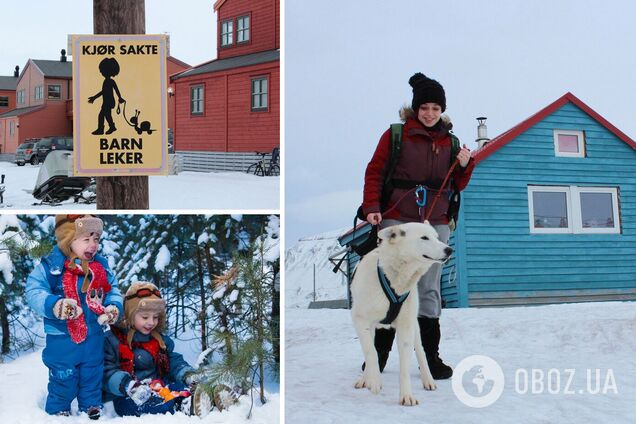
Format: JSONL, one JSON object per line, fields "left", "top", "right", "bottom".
{"left": 377, "top": 261, "right": 410, "bottom": 325}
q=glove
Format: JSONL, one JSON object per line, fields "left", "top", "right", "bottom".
{"left": 126, "top": 380, "right": 152, "bottom": 406}
{"left": 53, "top": 298, "right": 83, "bottom": 320}
{"left": 103, "top": 305, "right": 119, "bottom": 324}
{"left": 184, "top": 371, "right": 201, "bottom": 388}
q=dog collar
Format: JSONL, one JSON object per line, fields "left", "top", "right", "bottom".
{"left": 377, "top": 261, "right": 410, "bottom": 325}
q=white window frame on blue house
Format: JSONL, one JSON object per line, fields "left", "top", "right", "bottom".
{"left": 528, "top": 185, "right": 620, "bottom": 234}
{"left": 553, "top": 129, "right": 585, "bottom": 158}
{"left": 570, "top": 186, "right": 621, "bottom": 234}
{"left": 528, "top": 185, "right": 573, "bottom": 234}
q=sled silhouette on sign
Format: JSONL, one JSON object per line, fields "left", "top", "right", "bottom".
{"left": 88, "top": 57, "right": 155, "bottom": 136}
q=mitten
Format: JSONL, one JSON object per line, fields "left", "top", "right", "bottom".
{"left": 103, "top": 305, "right": 119, "bottom": 324}
{"left": 183, "top": 371, "right": 201, "bottom": 388}
{"left": 126, "top": 380, "right": 152, "bottom": 406}
{"left": 53, "top": 298, "right": 83, "bottom": 320}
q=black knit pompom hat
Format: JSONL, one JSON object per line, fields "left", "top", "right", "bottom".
{"left": 409, "top": 73, "right": 446, "bottom": 112}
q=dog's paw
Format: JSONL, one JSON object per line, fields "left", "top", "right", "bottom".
{"left": 422, "top": 377, "right": 437, "bottom": 391}
{"left": 400, "top": 393, "right": 419, "bottom": 406}
{"left": 354, "top": 373, "right": 382, "bottom": 394}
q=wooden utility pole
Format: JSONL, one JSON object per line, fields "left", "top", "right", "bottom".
{"left": 93, "top": 0, "right": 149, "bottom": 209}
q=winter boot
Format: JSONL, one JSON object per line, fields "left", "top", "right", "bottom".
{"left": 191, "top": 383, "right": 240, "bottom": 416}
{"left": 212, "top": 384, "right": 240, "bottom": 411}
{"left": 418, "top": 316, "right": 453, "bottom": 380}
{"left": 361, "top": 327, "right": 395, "bottom": 373}
{"left": 87, "top": 406, "right": 101, "bottom": 420}
{"left": 55, "top": 411, "right": 71, "bottom": 416}
{"left": 191, "top": 384, "right": 214, "bottom": 418}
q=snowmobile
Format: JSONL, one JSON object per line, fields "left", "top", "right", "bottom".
{"left": 32, "top": 150, "right": 95, "bottom": 206}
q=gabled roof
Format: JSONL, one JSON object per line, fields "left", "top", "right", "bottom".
{"left": 171, "top": 49, "right": 279, "bottom": 81}
{"left": 167, "top": 56, "right": 190, "bottom": 69}
{"left": 213, "top": 0, "right": 227, "bottom": 11}
{"left": 0, "top": 105, "right": 44, "bottom": 118}
{"left": 473, "top": 92, "right": 636, "bottom": 164}
{"left": 31, "top": 59, "right": 72, "bottom": 79}
{"left": 0, "top": 76, "right": 18, "bottom": 90}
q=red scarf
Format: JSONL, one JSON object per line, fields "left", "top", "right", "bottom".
{"left": 61, "top": 260, "right": 111, "bottom": 344}
{"left": 112, "top": 327, "right": 170, "bottom": 379}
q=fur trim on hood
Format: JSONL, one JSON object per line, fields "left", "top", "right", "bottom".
{"left": 399, "top": 105, "right": 453, "bottom": 130}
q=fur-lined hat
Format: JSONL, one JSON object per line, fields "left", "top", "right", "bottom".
{"left": 55, "top": 214, "right": 104, "bottom": 292}
{"left": 122, "top": 281, "right": 167, "bottom": 349}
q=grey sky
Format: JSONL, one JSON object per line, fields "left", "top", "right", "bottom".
{"left": 285, "top": 0, "right": 636, "bottom": 245}
{"left": 0, "top": 0, "right": 217, "bottom": 75}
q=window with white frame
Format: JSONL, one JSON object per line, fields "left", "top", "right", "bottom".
{"left": 221, "top": 20, "right": 233, "bottom": 46}
{"left": 251, "top": 77, "right": 268, "bottom": 111}
{"left": 35, "top": 85, "right": 44, "bottom": 100}
{"left": 528, "top": 185, "right": 620, "bottom": 234}
{"left": 17, "top": 89, "right": 25, "bottom": 104}
{"left": 237, "top": 15, "right": 250, "bottom": 43}
{"left": 554, "top": 129, "right": 585, "bottom": 157}
{"left": 9, "top": 121, "right": 15, "bottom": 136}
{"left": 190, "top": 85, "right": 204, "bottom": 115}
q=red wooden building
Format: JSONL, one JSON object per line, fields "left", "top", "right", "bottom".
{"left": 171, "top": 0, "right": 280, "bottom": 172}
{"left": 0, "top": 52, "right": 73, "bottom": 154}
{"left": 0, "top": 67, "right": 18, "bottom": 113}
{"left": 0, "top": 68, "right": 18, "bottom": 152}
{"left": 0, "top": 52, "right": 189, "bottom": 155}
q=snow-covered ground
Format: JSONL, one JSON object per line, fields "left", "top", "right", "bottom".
{"left": 286, "top": 302, "right": 636, "bottom": 423}
{"left": 0, "top": 331, "right": 279, "bottom": 424}
{"left": 0, "top": 161, "right": 279, "bottom": 210}
{"left": 285, "top": 228, "right": 349, "bottom": 308}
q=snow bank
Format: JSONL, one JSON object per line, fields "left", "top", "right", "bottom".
{"left": 0, "top": 336, "right": 280, "bottom": 423}
{"left": 286, "top": 302, "right": 636, "bottom": 423}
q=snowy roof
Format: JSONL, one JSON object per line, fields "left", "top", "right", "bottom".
{"left": 473, "top": 92, "right": 636, "bottom": 164}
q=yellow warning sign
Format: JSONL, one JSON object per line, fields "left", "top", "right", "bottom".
{"left": 71, "top": 34, "right": 168, "bottom": 176}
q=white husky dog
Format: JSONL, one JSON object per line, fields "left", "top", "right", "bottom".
{"left": 350, "top": 221, "right": 453, "bottom": 406}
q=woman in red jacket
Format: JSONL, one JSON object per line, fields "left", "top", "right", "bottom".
{"left": 361, "top": 73, "right": 474, "bottom": 379}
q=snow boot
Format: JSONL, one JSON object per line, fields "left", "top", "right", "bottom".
{"left": 191, "top": 383, "right": 240, "bottom": 416}
{"left": 55, "top": 411, "right": 71, "bottom": 416}
{"left": 418, "top": 316, "right": 453, "bottom": 380}
{"left": 361, "top": 327, "right": 395, "bottom": 373}
{"left": 87, "top": 406, "right": 101, "bottom": 420}
{"left": 212, "top": 384, "right": 240, "bottom": 411}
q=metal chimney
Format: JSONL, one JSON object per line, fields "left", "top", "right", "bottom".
{"left": 14, "top": 65, "right": 19, "bottom": 77}
{"left": 476, "top": 117, "right": 490, "bottom": 148}
{"left": 60, "top": 49, "right": 67, "bottom": 62}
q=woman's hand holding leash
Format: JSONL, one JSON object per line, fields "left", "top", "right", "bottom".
{"left": 457, "top": 144, "right": 471, "bottom": 167}
{"left": 367, "top": 213, "right": 382, "bottom": 226}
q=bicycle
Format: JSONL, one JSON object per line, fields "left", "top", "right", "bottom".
{"left": 246, "top": 147, "right": 280, "bottom": 176}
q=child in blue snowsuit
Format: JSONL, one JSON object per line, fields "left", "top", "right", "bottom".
{"left": 103, "top": 281, "right": 199, "bottom": 416}
{"left": 25, "top": 215, "right": 123, "bottom": 419}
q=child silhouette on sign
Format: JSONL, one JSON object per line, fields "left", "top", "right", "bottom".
{"left": 88, "top": 57, "right": 125, "bottom": 135}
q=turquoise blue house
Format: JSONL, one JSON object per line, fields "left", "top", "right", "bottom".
{"left": 339, "top": 92, "right": 636, "bottom": 308}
